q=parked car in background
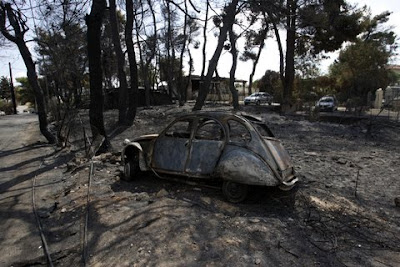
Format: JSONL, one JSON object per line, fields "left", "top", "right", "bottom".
{"left": 244, "top": 92, "right": 273, "bottom": 105}
{"left": 122, "top": 112, "right": 298, "bottom": 203}
{"left": 316, "top": 96, "right": 337, "bottom": 112}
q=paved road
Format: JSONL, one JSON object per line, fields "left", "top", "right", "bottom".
{"left": 0, "top": 114, "right": 54, "bottom": 265}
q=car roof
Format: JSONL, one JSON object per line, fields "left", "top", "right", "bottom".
{"left": 174, "top": 111, "right": 257, "bottom": 123}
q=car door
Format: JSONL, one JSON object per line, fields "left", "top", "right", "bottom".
{"left": 152, "top": 119, "right": 193, "bottom": 173}
{"left": 185, "top": 118, "right": 225, "bottom": 176}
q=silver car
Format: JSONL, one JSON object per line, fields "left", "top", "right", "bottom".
{"left": 122, "top": 112, "right": 298, "bottom": 202}
{"left": 316, "top": 96, "right": 337, "bottom": 112}
{"left": 244, "top": 92, "right": 273, "bottom": 105}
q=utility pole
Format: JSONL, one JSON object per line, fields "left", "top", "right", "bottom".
{"left": 9, "top": 62, "right": 17, "bottom": 114}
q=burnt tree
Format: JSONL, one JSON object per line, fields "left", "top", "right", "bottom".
{"left": 193, "top": 0, "right": 239, "bottom": 111}
{"left": 110, "top": 0, "right": 129, "bottom": 125}
{"left": 228, "top": 24, "right": 239, "bottom": 110}
{"left": 0, "top": 2, "right": 56, "bottom": 143}
{"left": 86, "top": 0, "right": 109, "bottom": 149}
{"left": 125, "top": 0, "right": 138, "bottom": 122}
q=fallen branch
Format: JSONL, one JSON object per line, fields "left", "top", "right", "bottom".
{"left": 278, "top": 241, "right": 300, "bottom": 258}
{"left": 354, "top": 169, "right": 360, "bottom": 199}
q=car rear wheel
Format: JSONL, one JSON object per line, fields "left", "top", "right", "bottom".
{"left": 123, "top": 155, "right": 140, "bottom": 181}
{"left": 222, "top": 181, "right": 248, "bottom": 203}
{"left": 256, "top": 100, "right": 260, "bottom": 105}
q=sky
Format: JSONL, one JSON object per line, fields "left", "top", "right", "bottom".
{"left": 0, "top": 0, "right": 399, "bottom": 84}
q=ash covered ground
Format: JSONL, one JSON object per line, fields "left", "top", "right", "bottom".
{"left": 4, "top": 103, "right": 399, "bottom": 266}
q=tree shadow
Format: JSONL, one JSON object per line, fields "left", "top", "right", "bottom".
{"left": 0, "top": 142, "right": 49, "bottom": 159}
{"left": 0, "top": 151, "right": 73, "bottom": 194}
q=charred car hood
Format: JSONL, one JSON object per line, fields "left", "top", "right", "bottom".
{"left": 263, "top": 137, "right": 293, "bottom": 173}
{"left": 133, "top": 134, "right": 159, "bottom": 142}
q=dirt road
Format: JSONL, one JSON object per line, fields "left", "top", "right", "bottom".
{"left": 0, "top": 114, "right": 52, "bottom": 265}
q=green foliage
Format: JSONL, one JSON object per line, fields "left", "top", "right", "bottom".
{"left": 35, "top": 0, "right": 93, "bottom": 107}
{"left": 37, "top": 22, "right": 87, "bottom": 103}
{"left": 329, "top": 11, "right": 397, "bottom": 103}
{"left": 240, "top": 25, "right": 268, "bottom": 62}
{"left": 159, "top": 57, "right": 183, "bottom": 83}
{"left": 254, "top": 70, "right": 283, "bottom": 102}
{"left": 15, "top": 77, "right": 35, "bottom": 105}
{"left": 294, "top": 75, "right": 336, "bottom": 103}
{"left": 298, "top": 0, "right": 363, "bottom": 55}
{"left": 0, "top": 76, "right": 11, "bottom": 100}
{"left": 101, "top": 9, "right": 127, "bottom": 90}
{"left": 0, "top": 99, "right": 14, "bottom": 114}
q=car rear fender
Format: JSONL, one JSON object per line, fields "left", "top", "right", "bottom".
{"left": 122, "top": 142, "right": 148, "bottom": 171}
{"left": 215, "top": 146, "right": 280, "bottom": 186}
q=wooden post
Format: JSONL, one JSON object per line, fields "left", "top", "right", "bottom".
{"left": 8, "top": 62, "right": 17, "bottom": 114}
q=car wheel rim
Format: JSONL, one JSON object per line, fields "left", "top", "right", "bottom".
{"left": 223, "top": 181, "right": 248, "bottom": 202}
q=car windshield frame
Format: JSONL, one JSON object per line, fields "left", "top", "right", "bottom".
{"left": 320, "top": 97, "right": 333, "bottom": 103}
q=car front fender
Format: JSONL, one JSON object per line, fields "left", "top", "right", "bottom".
{"left": 122, "top": 142, "right": 148, "bottom": 171}
{"left": 215, "top": 146, "right": 280, "bottom": 186}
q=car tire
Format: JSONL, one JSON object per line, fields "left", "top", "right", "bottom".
{"left": 123, "top": 156, "right": 140, "bottom": 181}
{"left": 244, "top": 102, "right": 248, "bottom": 105}
{"left": 222, "top": 181, "right": 248, "bottom": 203}
{"left": 256, "top": 100, "right": 260, "bottom": 106}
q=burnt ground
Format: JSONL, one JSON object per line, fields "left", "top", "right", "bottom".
{"left": 1, "top": 103, "right": 399, "bottom": 266}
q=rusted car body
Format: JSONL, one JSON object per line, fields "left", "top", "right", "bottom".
{"left": 122, "top": 112, "right": 298, "bottom": 202}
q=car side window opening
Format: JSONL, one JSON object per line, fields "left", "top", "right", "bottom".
{"left": 228, "top": 120, "right": 251, "bottom": 143}
{"left": 165, "top": 120, "right": 192, "bottom": 138}
{"left": 242, "top": 116, "right": 275, "bottom": 137}
{"left": 251, "top": 122, "right": 274, "bottom": 137}
{"left": 195, "top": 119, "right": 224, "bottom": 141}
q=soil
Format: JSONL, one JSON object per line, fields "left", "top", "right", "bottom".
{"left": 1, "top": 103, "right": 399, "bottom": 266}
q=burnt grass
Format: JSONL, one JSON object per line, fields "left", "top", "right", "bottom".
{"left": 33, "top": 103, "right": 400, "bottom": 266}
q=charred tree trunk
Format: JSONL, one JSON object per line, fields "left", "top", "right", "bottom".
{"left": 0, "top": 3, "right": 56, "bottom": 144}
{"left": 110, "top": 0, "right": 129, "bottom": 125}
{"left": 283, "top": 0, "right": 297, "bottom": 112}
{"left": 193, "top": 0, "right": 238, "bottom": 111}
{"left": 86, "top": 0, "right": 109, "bottom": 149}
{"left": 177, "top": 0, "right": 189, "bottom": 106}
{"left": 125, "top": 0, "right": 138, "bottom": 122}
{"left": 185, "top": 48, "right": 193, "bottom": 98}
{"left": 148, "top": 0, "right": 158, "bottom": 93}
{"left": 270, "top": 15, "right": 285, "bottom": 85}
{"left": 165, "top": 0, "right": 175, "bottom": 100}
{"left": 134, "top": 4, "right": 152, "bottom": 107}
{"left": 200, "top": 0, "right": 209, "bottom": 80}
{"left": 19, "top": 43, "right": 56, "bottom": 143}
{"left": 228, "top": 25, "right": 239, "bottom": 110}
{"left": 248, "top": 28, "right": 267, "bottom": 96}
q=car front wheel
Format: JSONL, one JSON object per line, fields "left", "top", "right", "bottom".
{"left": 123, "top": 156, "right": 140, "bottom": 181}
{"left": 222, "top": 181, "right": 248, "bottom": 203}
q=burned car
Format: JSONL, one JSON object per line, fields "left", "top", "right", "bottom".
{"left": 122, "top": 112, "right": 298, "bottom": 202}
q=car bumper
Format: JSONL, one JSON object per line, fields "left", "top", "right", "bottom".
{"left": 318, "top": 105, "right": 334, "bottom": 111}
{"left": 279, "top": 176, "right": 298, "bottom": 191}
